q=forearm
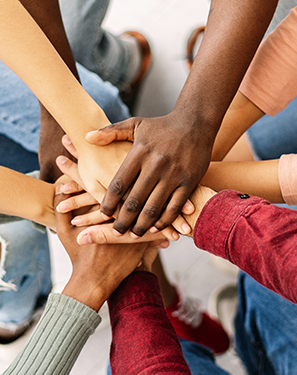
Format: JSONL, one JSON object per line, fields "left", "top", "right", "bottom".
{"left": 202, "top": 159, "right": 283, "bottom": 203}
{"left": 0, "top": 1, "right": 108, "bottom": 145}
{"left": 0, "top": 1, "right": 131, "bottom": 189}
{"left": 3, "top": 294, "right": 101, "bottom": 375}
{"left": 108, "top": 272, "right": 190, "bottom": 374}
{"left": 211, "top": 92, "right": 265, "bottom": 161}
{"left": 0, "top": 167, "right": 55, "bottom": 228}
{"left": 174, "top": 0, "right": 277, "bottom": 145}
{"left": 193, "top": 190, "right": 297, "bottom": 303}
{"left": 19, "top": 0, "right": 80, "bottom": 182}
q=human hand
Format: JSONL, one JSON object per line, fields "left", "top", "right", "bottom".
{"left": 183, "top": 185, "right": 217, "bottom": 236}
{"left": 56, "top": 136, "right": 194, "bottom": 238}
{"left": 85, "top": 112, "right": 210, "bottom": 237}
{"left": 55, "top": 192, "right": 158, "bottom": 312}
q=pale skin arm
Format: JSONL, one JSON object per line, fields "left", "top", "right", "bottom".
{"left": 0, "top": 167, "right": 56, "bottom": 229}
{"left": 211, "top": 91, "right": 265, "bottom": 161}
{"left": 0, "top": 0, "right": 128, "bottom": 196}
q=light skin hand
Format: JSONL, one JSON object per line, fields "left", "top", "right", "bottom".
{"left": 55, "top": 193, "right": 159, "bottom": 312}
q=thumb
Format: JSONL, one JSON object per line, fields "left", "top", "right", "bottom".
{"left": 85, "top": 118, "right": 140, "bottom": 145}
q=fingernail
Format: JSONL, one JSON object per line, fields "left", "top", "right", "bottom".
{"left": 149, "top": 226, "right": 159, "bottom": 233}
{"left": 87, "top": 130, "right": 98, "bottom": 135}
{"left": 71, "top": 218, "right": 82, "bottom": 226}
{"left": 78, "top": 233, "right": 92, "bottom": 245}
{"left": 55, "top": 184, "right": 63, "bottom": 195}
{"left": 101, "top": 212, "right": 112, "bottom": 220}
{"left": 61, "top": 184, "right": 72, "bottom": 193}
{"left": 183, "top": 202, "right": 194, "bottom": 212}
{"left": 130, "top": 232, "right": 140, "bottom": 239}
{"left": 112, "top": 229, "right": 122, "bottom": 237}
{"left": 172, "top": 231, "right": 180, "bottom": 240}
{"left": 63, "top": 135, "right": 72, "bottom": 145}
{"left": 56, "top": 156, "right": 67, "bottom": 165}
{"left": 56, "top": 202, "right": 69, "bottom": 213}
{"left": 160, "top": 240, "right": 169, "bottom": 248}
{"left": 181, "top": 223, "right": 191, "bottom": 234}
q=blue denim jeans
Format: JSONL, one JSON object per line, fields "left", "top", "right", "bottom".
{"left": 178, "top": 273, "right": 297, "bottom": 375}
{"left": 235, "top": 272, "right": 297, "bottom": 375}
{"left": 107, "top": 273, "right": 297, "bottom": 374}
{"left": 247, "top": 96, "right": 297, "bottom": 160}
{"left": 60, "top": 0, "right": 137, "bottom": 91}
{"left": 0, "top": 59, "right": 129, "bottom": 327}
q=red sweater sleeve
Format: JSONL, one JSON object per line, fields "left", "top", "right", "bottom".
{"left": 194, "top": 190, "right": 297, "bottom": 303}
{"left": 108, "top": 271, "right": 191, "bottom": 375}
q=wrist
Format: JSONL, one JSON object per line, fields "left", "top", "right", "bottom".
{"left": 183, "top": 186, "right": 216, "bottom": 237}
{"left": 62, "top": 273, "right": 107, "bottom": 312}
{"left": 67, "top": 108, "right": 111, "bottom": 152}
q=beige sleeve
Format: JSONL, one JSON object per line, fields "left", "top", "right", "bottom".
{"left": 240, "top": 7, "right": 297, "bottom": 116}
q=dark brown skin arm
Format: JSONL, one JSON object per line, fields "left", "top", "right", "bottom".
{"left": 86, "top": 0, "right": 278, "bottom": 237}
{"left": 19, "top": 0, "right": 79, "bottom": 182}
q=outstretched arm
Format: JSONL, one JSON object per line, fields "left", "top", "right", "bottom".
{"left": 85, "top": 0, "right": 278, "bottom": 237}
{"left": 0, "top": 166, "right": 55, "bottom": 229}
{"left": 18, "top": 0, "right": 80, "bottom": 182}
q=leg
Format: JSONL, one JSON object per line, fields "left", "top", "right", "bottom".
{"left": 235, "top": 272, "right": 297, "bottom": 374}
{"left": 59, "top": 0, "right": 141, "bottom": 91}
{"left": 0, "top": 221, "right": 51, "bottom": 343}
{"left": 153, "top": 253, "right": 230, "bottom": 355}
{"left": 180, "top": 338, "right": 230, "bottom": 375}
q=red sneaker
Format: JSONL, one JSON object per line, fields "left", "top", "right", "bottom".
{"left": 166, "top": 291, "right": 230, "bottom": 355}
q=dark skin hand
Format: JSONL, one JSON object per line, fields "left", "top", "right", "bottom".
{"left": 86, "top": 0, "right": 278, "bottom": 236}
{"left": 19, "top": 0, "right": 79, "bottom": 182}
{"left": 54, "top": 192, "right": 157, "bottom": 312}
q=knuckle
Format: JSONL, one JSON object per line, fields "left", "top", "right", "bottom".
{"left": 109, "top": 179, "right": 125, "bottom": 196}
{"left": 144, "top": 205, "right": 160, "bottom": 219}
{"left": 167, "top": 202, "right": 183, "bottom": 216}
{"left": 94, "top": 230, "right": 109, "bottom": 244}
{"left": 133, "top": 226, "right": 147, "bottom": 237}
{"left": 125, "top": 198, "right": 141, "bottom": 213}
{"left": 155, "top": 220, "right": 169, "bottom": 231}
{"left": 114, "top": 221, "right": 129, "bottom": 234}
{"left": 101, "top": 203, "right": 114, "bottom": 216}
{"left": 70, "top": 198, "right": 79, "bottom": 210}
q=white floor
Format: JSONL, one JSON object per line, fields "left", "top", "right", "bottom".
{"left": 0, "top": 0, "right": 246, "bottom": 373}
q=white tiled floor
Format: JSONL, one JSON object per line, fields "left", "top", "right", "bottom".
{"left": 0, "top": 0, "right": 246, "bottom": 374}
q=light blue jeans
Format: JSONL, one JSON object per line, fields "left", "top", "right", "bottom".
{"left": 60, "top": 0, "right": 137, "bottom": 91}
{"left": 178, "top": 273, "right": 297, "bottom": 375}
{"left": 0, "top": 61, "right": 129, "bottom": 328}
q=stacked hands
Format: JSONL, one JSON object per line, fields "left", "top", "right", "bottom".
{"left": 51, "top": 128, "right": 216, "bottom": 311}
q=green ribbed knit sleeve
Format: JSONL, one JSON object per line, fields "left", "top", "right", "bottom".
{"left": 3, "top": 293, "right": 101, "bottom": 375}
